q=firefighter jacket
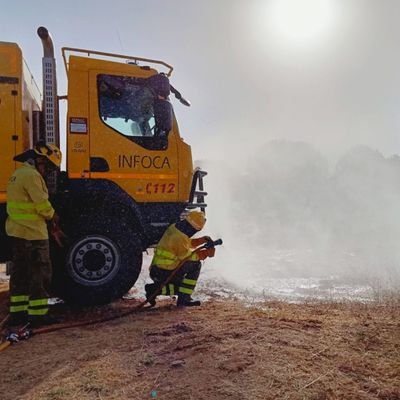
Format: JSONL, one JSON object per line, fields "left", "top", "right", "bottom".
{"left": 151, "top": 224, "right": 200, "bottom": 271}
{"left": 6, "top": 162, "right": 55, "bottom": 240}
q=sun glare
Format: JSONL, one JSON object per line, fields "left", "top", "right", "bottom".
{"left": 266, "top": 0, "right": 336, "bottom": 48}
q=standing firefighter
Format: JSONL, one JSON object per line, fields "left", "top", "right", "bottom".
{"left": 145, "top": 211, "right": 216, "bottom": 307}
{"left": 6, "top": 144, "right": 62, "bottom": 327}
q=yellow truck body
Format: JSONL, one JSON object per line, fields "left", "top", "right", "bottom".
{"left": 0, "top": 42, "right": 41, "bottom": 198}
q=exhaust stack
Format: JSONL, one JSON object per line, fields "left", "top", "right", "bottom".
{"left": 37, "top": 26, "right": 60, "bottom": 147}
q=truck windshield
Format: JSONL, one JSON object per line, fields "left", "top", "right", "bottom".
{"left": 97, "top": 74, "right": 168, "bottom": 150}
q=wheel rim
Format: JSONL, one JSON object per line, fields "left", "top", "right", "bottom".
{"left": 67, "top": 235, "right": 120, "bottom": 286}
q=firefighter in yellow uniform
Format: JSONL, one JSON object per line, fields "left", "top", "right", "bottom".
{"left": 146, "top": 211, "right": 215, "bottom": 307}
{"left": 6, "top": 143, "right": 62, "bottom": 327}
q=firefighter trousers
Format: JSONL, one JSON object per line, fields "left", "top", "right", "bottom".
{"left": 149, "top": 261, "right": 202, "bottom": 297}
{"left": 9, "top": 237, "right": 52, "bottom": 320}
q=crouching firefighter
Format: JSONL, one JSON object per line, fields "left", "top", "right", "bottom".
{"left": 5, "top": 143, "right": 64, "bottom": 328}
{"left": 145, "top": 211, "right": 216, "bottom": 307}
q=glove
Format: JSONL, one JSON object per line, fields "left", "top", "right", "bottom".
{"left": 50, "top": 212, "right": 60, "bottom": 225}
{"left": 191, "top": 236, "right": 212, "bottom": 247}
{"left": 50, "top": 225, "right": 67, "bottom": 247}
{"left": 196, "top": 247, "right": 215, "bottom": 260}
{"left": 48, "top": 214, "right": 67, "bottom": 247}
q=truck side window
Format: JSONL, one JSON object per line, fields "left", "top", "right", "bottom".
{"left": 97, "top": 74, "right": 168, "bottom": 150}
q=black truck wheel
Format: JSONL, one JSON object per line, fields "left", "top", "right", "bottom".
{"left": 51, "top": 216, "right": 142, "bottom": 306}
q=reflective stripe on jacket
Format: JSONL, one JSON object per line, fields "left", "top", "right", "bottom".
{"left": 151, "top": 224, "right": 200, "bottom": 271}
{"left": 6, "top": 163, "right": 54, "bottom": 240}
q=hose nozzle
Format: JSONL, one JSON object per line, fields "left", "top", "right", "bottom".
{"left": 205, "top": 238, "right": 223, "bottom": 249}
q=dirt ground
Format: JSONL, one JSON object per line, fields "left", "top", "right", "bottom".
{"left": 0, "top": 282, "right": 399, "bottom": 400}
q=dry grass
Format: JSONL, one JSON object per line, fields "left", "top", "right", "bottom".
{"left": 0, "top": 294, "right": 399, "bottom": 400}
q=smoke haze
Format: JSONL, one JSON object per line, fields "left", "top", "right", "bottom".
{"left": 177, "top": 1, "right": 400, "bottom": 297}
{"left": 199, "top": 141, "right": 400, "bottom": 297}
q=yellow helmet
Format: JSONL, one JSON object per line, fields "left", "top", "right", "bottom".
{"left": 33, "top": 143, "right": 62, "bottom": 168}
{"left": 185, "top": 211, "right": 206, "bottom": 230}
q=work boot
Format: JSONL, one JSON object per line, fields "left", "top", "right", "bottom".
{"left": 28, "top": 315, "right": 60, "bottom": 328}
{"left": 177, "top": 294, "right": 201, "bottom": 307}
{"left": 7, "top": 313, "right": 28, "bottom": 327}
{"left": 145, "top": 284, "right": 157, "bottom": 307}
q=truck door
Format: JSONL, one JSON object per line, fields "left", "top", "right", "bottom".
{"left": 0, "top": 78, "right": 18, "bottom": 194}
{"left": 88, "top": 71, "right": 179, "bottom": 203}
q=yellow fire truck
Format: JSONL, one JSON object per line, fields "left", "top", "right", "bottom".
{"left": 0, "top": 27, "right": 206, "bottom": 305}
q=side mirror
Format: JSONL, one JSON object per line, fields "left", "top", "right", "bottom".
{"left": 154, "top": 99, "right": 173, "bottom": 134}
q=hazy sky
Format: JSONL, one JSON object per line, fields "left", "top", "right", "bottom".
{"left": 1, "top": 0, "right": 400, "bottom": 164}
